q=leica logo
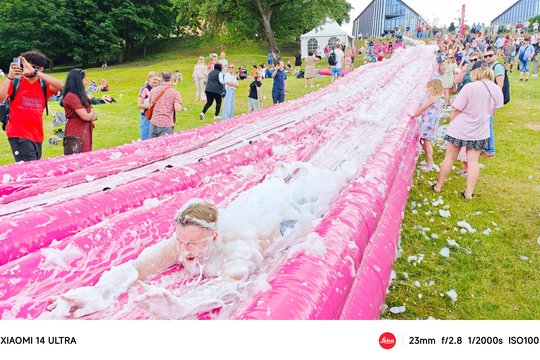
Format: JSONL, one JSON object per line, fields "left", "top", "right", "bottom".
{"left": 379, "top": 332, "right": 396, "bottom": 349}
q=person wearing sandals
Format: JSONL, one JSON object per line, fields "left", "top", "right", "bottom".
{"left": 432, "top": 61, "right": 503, "bottom": 199}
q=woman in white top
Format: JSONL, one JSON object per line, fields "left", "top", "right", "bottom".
{"left": 192, "top": 57, "right": 208, "bottom": 102}
{"left": 221, "top": 63, "right": 239, "bottom": 121}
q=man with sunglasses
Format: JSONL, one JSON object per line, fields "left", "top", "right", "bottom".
{"left": 454, "top": 52, "right": 483, "bottom": 89}
{"left": 0, "top": 51, "right": 63, "bottom": 162}
{"left": 482, "top": 46, "right": 506, "bottom": 158}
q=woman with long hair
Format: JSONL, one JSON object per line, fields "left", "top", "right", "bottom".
{"left": 60, "top": 69, "right": 98, "bottom": 154}
{"left": 192, "top": 57, "right": 208, "bottom": 102}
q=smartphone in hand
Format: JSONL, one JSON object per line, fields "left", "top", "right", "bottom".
{"left": 12, "top": 57, "right": 21, "bottom": 66}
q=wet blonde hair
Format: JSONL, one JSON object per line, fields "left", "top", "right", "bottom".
{"left": 175, "top": 201, "right": 218, "bottom": 228}
{"left": 426, "top": 79, "right": 443, "bottom": 97}
{"left": 147, "top": 71, "right": 159, "bottom": 80}
{"left": 471, "top": 66, "right": 494, "bottom": 81}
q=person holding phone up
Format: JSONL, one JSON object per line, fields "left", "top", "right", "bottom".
{"left": 0, "top": 51, "right": 63, "bottom": 162}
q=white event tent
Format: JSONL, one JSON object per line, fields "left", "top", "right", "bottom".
{"left": 300, "top": 20, "right": 354, "bottom": 58}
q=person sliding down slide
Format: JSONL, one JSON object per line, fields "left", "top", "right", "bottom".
{"left": 46, "top": 200, "right": 256, "bottom": 319}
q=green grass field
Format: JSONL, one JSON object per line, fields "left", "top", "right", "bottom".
{"left": 0, "top": 39, "right": 340, "bottom": 164}
{"left": 385, "top": 68, "right": 540, "bottom": 319}
{"left": 0, "top": 39, "right": 538, "bottom": 319}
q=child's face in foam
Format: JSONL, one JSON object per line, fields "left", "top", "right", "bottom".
{"left": 176, "top": 224, "right": 217, "bottom": 262}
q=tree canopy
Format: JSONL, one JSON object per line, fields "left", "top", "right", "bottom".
{"left": 0, "top": 0, "right": 352, "bottom": 68}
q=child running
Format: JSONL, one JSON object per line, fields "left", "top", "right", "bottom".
{"left": 408, "top": 79, "right": 444, "bottom": 172}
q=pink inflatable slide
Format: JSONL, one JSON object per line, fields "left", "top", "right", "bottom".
{"left": 0, "top": 45, "right": 437, "bottom": 320}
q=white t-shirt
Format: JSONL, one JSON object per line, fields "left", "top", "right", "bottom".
{"left": 223, "top": 72, "right": 238, "bottom": 91}
{"left": 333, "top": 48, "right": 345, "bottom": 69}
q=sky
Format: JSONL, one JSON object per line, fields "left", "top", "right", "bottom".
{"left": 343, "top": 0, "right": 520, "bottom": 33}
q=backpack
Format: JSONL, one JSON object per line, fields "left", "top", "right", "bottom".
{"left": 328, "top": 50, "right": 337, "bottom": 66}
{"left": 0, "top": 77, "right": 48, "bottom": 131}
{"left": 494, "top": 63, "right": 510, "bottom": 105}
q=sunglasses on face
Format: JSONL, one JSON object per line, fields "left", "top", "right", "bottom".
{"left": 485, "top": 54, "right": 494, "bottom": 58}
{"left": 470, "top": 58, "right": 478, "bottom": 62}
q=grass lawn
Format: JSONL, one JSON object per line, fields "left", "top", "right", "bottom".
{"left": 384, "top": 68, "right": 540, "bottom": 319}
{"left": 0, "top": 39, "right": 340, "bottom": 164}
{"left": 0, "top": 39, "right": 538, "bottom": 320}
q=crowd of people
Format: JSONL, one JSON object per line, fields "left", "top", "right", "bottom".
{"left": 407, "top": 22, "right": 539, "bottom": 200}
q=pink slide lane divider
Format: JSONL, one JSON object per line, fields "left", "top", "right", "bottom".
{"left": 235, "top": 113, "right": 421, "bottom": 319}
{"left": 339, "top": 129, "right": 419, "bottom": 319}
{"left": 0, "top": 88, "right": 360, "bottom": 266}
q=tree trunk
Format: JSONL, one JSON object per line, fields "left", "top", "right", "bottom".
{"left": 143, "top": 42, "right": 147, "bottom": 58}
{"left": 48, "top": 58, "right": 54, "bottom": 72}
{"left": 255, "top": 0, "right": 280, "bottom": 60}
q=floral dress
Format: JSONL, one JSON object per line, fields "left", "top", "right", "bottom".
{"left": 419, "top": 99, "right": 443, "bottom": 140}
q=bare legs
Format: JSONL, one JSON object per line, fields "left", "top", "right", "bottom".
{"left": 420, "top": 138, "right": 435, "bottom": 168}
{"left": 464, "top": 148, "right": 481, "bottom": 198}
{"left": 433, "top": 142, "right": 461, "bottom": 192}
{"left": 443, "top": 88, "right": 451, "bottom": 107}
{"left": 434, "top": 143, "right": 481, "bottom": 199}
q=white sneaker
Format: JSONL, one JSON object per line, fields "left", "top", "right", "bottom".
{"left": 213, "top": 116, "right": 221, "bottom": 120}
{"left": 199, "top": 112, "right": 205, "bottom": 120}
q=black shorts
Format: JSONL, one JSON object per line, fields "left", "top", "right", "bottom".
{"left": 8, "top": 137, "right": 43, "bottom": 162}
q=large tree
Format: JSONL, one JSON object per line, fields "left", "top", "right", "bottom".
{"left": 195, "top": 0, "right": 351, "bottom": 57}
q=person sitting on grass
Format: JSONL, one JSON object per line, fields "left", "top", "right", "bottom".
{"left": 87, "top": 80, "right": 97, "bottom": 93}
{"left": 96, "top": 79, "right": 109, "bottom": 92}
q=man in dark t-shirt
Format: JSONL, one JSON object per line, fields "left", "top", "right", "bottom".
{"left": 0, "top": 51, "right": 63, "bottom": 162}
{"left": 248, "top": 74, "right": 263, "bottom": 112}
{"left": 271, "top": 61, "right": 287, "bottom": 104}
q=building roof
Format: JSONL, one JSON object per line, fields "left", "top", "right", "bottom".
{"left": 301, "top": 20, "right": 353, "bottom": 38}
{"left": 491, "top": 0, "right": 533, "bottom": 23}
{"left": 353, "top": 0, "right": 429, "bottom": 25}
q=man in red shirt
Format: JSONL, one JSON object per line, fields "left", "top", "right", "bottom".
{"left": 0, "top": 51, "right": 63, "bottom": 162}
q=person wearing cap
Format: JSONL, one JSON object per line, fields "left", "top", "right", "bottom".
{"left": 432, "top": 60, "right": 504, "bottom": 200}
{"left": 517, "top": 37, "right": 535, "bottom": 82}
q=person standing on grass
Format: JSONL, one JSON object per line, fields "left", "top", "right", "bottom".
{"left": 518, "top": 37, "right": 535, "bottom": 82}
{"left": 61, "top": 69, "right": 99, "bottom": 155}
{"left": 137, "top": 71, "right": 160, "bottom": 140}
{"left": 0, "top": 51, "right": 63, "bottom": 162}
{"left": 147, "top": 71, "right": 182, "bottom": 138}
{"left": 247, "top": 74, "right": 263, "bottom": 112}
{"left": 294, "top": 51, "right": 302, "bottom": 75}
{"left": 304, "top": 51, "right": 319, "bottom": 88}
{"left": 192, "top": 57, "right": 208, "bottom": 102}
{"left": 432, "top": 62, "right": 503, "bottom": 200}
{"left": 407, "top": 79, "right": 444, "bottom": 172}
{"left": 221, "top": 64, "right": 239, "bottom": 120}
{"left": 441, "top": 54, "right": 457, "bottom": 108}
{"left": 200, "top": 63, "right": 225, "bottom": 120}
{"left": 330, "top": 42, "right": 344, "bottom": 84}
{"left": 219, "top": 52, "right": 228, "bottom": 71}
{"left": 271, "top": 61, "right": 287, "bottom": 104}
{"left": 483, "top": 46, "right": 506, "bottom": 158}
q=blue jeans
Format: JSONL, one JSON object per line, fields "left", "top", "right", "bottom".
{"left": 486, "top": 115, "right": 495, "bottom": 154}
{"left": 140, "top": 114, "right": 150, "bottom": 140}
{"left": 367, "top": 46, "right": 373, "bottom": 56}
{"left": 331, "top": 67, "right": 343, "bottom": 77}
{"left": 272, "top": 89, "right": 285, "bottom": 104}
{"left": 221, "top": 88, "right": 236, "bottom": 120}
